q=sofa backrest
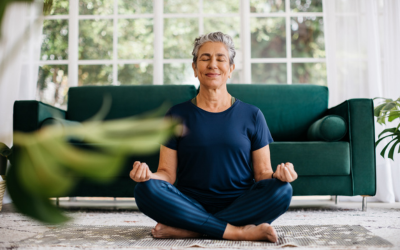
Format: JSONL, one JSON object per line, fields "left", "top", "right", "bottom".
{"left": 67, "top": 85, "right": 197, "bottom": 121}
{"left": 227, "top": 84, "right": 328, "bottom": 141}
{"left": 67, "top": 84, "right": 328, "bottom": 142}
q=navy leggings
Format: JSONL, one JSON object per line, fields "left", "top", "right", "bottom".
{"left": 134, "top": 178, "right": 292, "bottom": 239}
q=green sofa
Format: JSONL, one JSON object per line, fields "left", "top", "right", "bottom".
{"left": 13, "top": 84, "right": 376, "bottom": 208}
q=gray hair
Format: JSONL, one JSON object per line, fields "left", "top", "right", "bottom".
{"left": 192, "top": 32, "right": 236, "bottom": 67}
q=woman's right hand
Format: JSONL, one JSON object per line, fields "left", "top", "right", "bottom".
{"left": 130, "top": 161, "right": 153, "bottom": 182}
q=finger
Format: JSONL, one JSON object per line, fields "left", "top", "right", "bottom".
{"left": 145, "top": 167, "right": 152, "bottom": 180}
{"left": 140, "top": 164, "right": 149, "bottom": 179}
{"left": 131, "top": 161, "right": 141, "bottom": 176}
{"left": 276, "top": 164, "right": 283, "bottom": 180}
{"left": 135, "top": 165, "right": 145, "bottom": 180}
{"left": 284, "top": 167, "right": 293, "bottom": 182}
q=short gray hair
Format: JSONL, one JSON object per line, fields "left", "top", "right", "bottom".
{"left": 192, "top": 32, "right": 236, "bottom": 67}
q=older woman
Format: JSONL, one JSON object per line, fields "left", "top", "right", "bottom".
{"left": 130, "top": 32, "right": 297, "bottom": 242}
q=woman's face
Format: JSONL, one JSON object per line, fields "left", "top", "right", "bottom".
{"left": 192, "top": 42, "right": 235, "bottom": 89}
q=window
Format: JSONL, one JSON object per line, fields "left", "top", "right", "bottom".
{"left": 37, "top": 0, "right": 325, "bottom": 108}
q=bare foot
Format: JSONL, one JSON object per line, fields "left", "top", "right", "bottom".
{"left": 223, "top": 223, "right": 278, "bottom": 242}
{"left": 151, "top": 223, "right": 202, "bottom": 239}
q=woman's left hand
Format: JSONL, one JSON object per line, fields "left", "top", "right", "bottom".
{"left": 273, "top": 162, "right": 298, "bottom": 183}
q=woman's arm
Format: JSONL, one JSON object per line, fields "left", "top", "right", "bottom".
{"left": 252, "top": 145, "right": 274, "bottom": 182}
{"left": 252, "top": 145, "right": 298, "bottom": 183}
{"left": 129, "top": 145, "right": 178, "bottom": 184}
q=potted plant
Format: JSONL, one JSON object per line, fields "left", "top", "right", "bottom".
{"left": 374, "top": 97, "right": 400, "bottom": 161}
{"left": 0, "top": 143, "right": 12, "bottom": 211}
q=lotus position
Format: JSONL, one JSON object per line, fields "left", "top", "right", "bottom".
{"left": 130, "top": 32, "right": 297, "bottom": 242}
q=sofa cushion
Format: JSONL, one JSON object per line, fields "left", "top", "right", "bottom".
{"left": 227, "top": 84, "right": 328, "bottom": 141}
{"left": 67, "top": 85, "right": 197, "bottom": 122}
{"left": 269, "top": 141, "right": 350, "bottom": 176}
{"left": 307, "top": 115, "right": 347, "bottom": 142}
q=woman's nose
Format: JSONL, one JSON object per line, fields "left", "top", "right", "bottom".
{"left": 207, "top": 59, "right": 217, "bottom": 68}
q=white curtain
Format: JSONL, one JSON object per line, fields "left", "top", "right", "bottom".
{"left": 0, "top": 2, "right": 43, "bottom": 204}
{"left": 323, "top": 0, "right": 400, "bottom": 202}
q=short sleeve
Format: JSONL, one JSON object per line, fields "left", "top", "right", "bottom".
{"left": 251, "top": 109, "right": 274, "bottom": 151}
{"left": 162, "top": 108, "right": 178, "bottom": 150}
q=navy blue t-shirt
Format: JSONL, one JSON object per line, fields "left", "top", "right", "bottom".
{"left": 163, "top": 99, "right": 274, "bottom": 208}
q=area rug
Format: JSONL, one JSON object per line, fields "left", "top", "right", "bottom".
{"left": 15, "top": 224, "right": 393, "bottom": 248}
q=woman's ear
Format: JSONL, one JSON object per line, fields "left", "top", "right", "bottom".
{"left": 229, "top": 64, "right": 235, "bottom": 78}
{"left": 192, "top": 62, "right": 197, "bottom": 78}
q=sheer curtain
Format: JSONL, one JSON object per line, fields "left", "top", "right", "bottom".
{"left": 323, "top": 0, "right": 400, "bottom": 202}
{"left": 0, "top": 1, "right": 43, "bottom": 204}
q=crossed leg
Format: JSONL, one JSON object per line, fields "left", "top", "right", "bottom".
{"left": 134, "top": 178, "right": 292, "bottom": 242}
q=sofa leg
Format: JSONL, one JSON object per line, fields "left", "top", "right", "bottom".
{"left": 335, "top": 195, "right": 338, "bottom": 205}
{"left": 362, "top": 196, "right": 367, "bottom": 211}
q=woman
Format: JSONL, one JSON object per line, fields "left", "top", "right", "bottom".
{"left": 130, "top": 32, "right": 297, "bottom": 242}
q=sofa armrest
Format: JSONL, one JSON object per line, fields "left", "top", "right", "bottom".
{"left": 325, "top": 99, "right": 376, "bottom": 196}
{"left": 13, "top": 101, "right": 66, "bottom": 133}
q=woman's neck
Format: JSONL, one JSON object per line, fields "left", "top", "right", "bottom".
{"left": 196, "top": 87, "right": 232, "bottom": 113}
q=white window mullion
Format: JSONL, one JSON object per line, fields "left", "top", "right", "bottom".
{"left": 112, "top": 0, "right": 118, "bottom": 85}
{"left": 199, "top": 0, "right": 204, "bottom": 35}
{"left": 153, "top": 0, "right": 163, "bottom": 85}
{"left": 240, "top": 0, "right": 251, "bottom": 83}
{"left": 69, "top": 0, "right": 79, "bottom": 87}
{"left": 285, "top": 0, "right": 292, "bottom": 84}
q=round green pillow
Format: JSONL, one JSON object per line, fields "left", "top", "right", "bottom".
{"left": 307, "top": 115, "right": 347, "bottom": 142}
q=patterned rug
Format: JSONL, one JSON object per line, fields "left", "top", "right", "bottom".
{"left": 15, "top": 224, "right": 393, "bottom": 248}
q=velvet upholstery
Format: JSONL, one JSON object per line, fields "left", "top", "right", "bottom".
{"left": 307, "top": 115, "right": 347, "bottom": 141}
{"left": 12, "top": 85, "right": 376, "bottom": 198}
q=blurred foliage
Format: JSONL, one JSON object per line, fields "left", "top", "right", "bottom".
{"left": 79, "top": 0, "right": 113, "bottom": 15}
{"left": 41, "top": 19, "right": 68, "bottom": 60}
{"left": 252, "top": 63, "right": 287, "bottom": 84}
{"left": 292, "top": 63, "right": 326, "bottom": 85}
{"left": 118, "top": 63, "right": 153, "bottom": 85}
{"left": 78, "top": 65, "right": 113, "bottom": 86}
{"left": 164, "top": 0, "right": 198, "bottom": 13}
{"left": 37, "top": 65, "right": 69, "bottom": 108}
{"left": 118, "top": 0, "right": 152, "bottom": 14}
{"left": 7, "top": 103, "right": 180, "bottom": 223}
{"left": 203, "top": 0, "right": 239, "bottom": 13}
{"left": 118, "top": 18, "right": 153, "bottom": 59}
{"left": 79, "top": 19, "right": 113, "bottom": 60}
{"left": 48, "top": 0, "right": 68, "bottom": 15}
{"left": 290, "top": 0, "right": 323, "bottom": 12}
{"left": 291, "top": 17, "right": 325, "bottom": 58}
{"left": 250, "top": 0, "right": 285, "bottom": 13}
{"left": 164, "top": 18, "right": 198, "bottom": 59}
{"left": 164, "top": 63, "right": 198, "bottom": 86}
{"left": 374, "top": 97, "right": 400, "bottom": 161}
{"left": 251, "top": 17, "right": 286, "bottom": 58}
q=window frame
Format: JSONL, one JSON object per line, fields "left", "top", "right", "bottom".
{"left": 39, "top": 0, "right": 326, "bottom": 87}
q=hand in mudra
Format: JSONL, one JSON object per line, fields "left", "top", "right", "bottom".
{"left": 273, "top": 162, "right": 298, "bottom": 183}
{"left": 130, "top": 161, "right": 153, "bottom": 182}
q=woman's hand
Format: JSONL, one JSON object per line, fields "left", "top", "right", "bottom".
{"left": 273, "top": 162, "right": 298, "bottom": 183}
{"left": 129, "top": 161, "right": 153, "bottom": 182}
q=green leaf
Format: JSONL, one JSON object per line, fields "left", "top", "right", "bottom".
{"left": 388, "top": 140, "right": 400, "bottom": 161}
{"left": 380, "top": 137, "right": 398, "bottom": 159}
{"left": 383, "top": 102, "right": 396, "bottom": 112}
{"left": 16, "top": 145, "right": 74, "bottom": 197}
{"left": 378, "top": 128, "right": 397, "bottom": 138}
{"left": 374, "top": 103, "right": 387, "bottom": 117}
{"left": 375, "top": 134, "right": 396, "bottom": 147}
{"left": 6, "top": 164, "right": 70, "bottom": 224}
{"left": 0, "top": 142, "right": 11, "bottom": 157}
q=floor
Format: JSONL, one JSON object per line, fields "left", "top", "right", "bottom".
{"left": 1, "top": 197, "right": 400, "bottom": 249}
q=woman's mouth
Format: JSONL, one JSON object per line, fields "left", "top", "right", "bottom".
{"left": 205, "top": 73, "right": 220, "bottom": 77}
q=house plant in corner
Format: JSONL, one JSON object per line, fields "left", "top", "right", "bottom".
{"left": 0, "top": 142, "right": 12, "bottom": 211}
{"left": 374, "top": 97, "right": 400, "bottom": 161}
